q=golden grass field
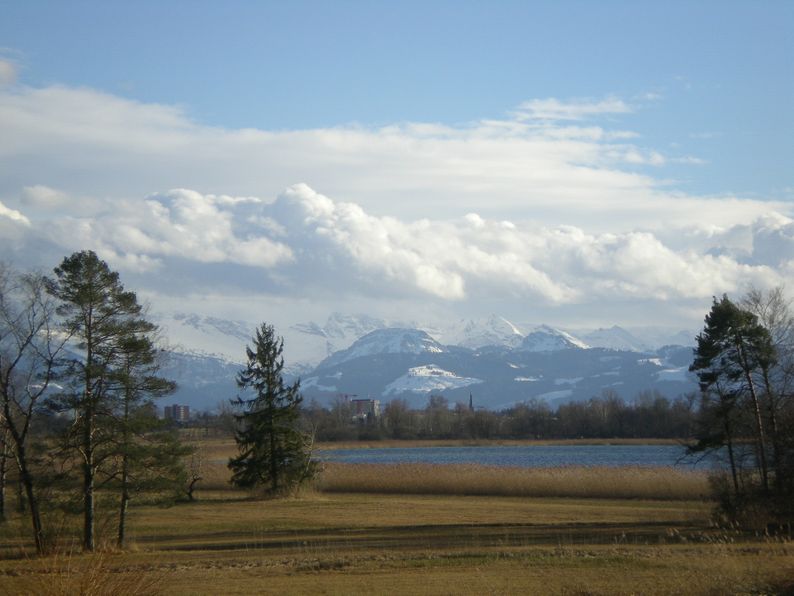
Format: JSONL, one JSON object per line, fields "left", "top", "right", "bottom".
{"left": 1, "top": 438, "right": 792, "bottom": 595}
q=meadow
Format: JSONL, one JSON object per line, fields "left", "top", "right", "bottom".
{"left": 0, "top": 438, "right": 792, "bottom": 595}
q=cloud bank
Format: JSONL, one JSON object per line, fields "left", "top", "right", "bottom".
{"left": 1, "top": 84, "right": 788, "bottom": 232}
{"left": 1, "top": 81, "right": 791, "bottom": 328}
{"left": 4, "top": 183, "right": 790, "bottom": 311}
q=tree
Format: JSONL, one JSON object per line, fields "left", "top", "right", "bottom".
{"left": 228, "top": 324, "right": 315, "bottom": 494}
{"left": 690, "top": 295, "right": 775, "bottom": 494}
{"left": 740, "top": 287, "right": 794, "bottom": 498}
{"left": 107, "top": 331, "right": 183, "bottom": 548}
{"left": 0, "top": 265, "right": 66, "bottom": 553}
{"left": 383, "top": 398, "right": 414, "bottom": 439}
{"left": 46, "top": 250, "right": 165, "bottom": 551}
{"left": 689, "top": 291, "right": 794, "bottom": 525}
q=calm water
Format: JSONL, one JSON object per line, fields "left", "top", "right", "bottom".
{"left": 318, "top": 444, "right": 720, "bottom": 469}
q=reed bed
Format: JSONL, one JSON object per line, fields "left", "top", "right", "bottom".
{"left": 317, "top": 462, "right": 710, "bottom": 501}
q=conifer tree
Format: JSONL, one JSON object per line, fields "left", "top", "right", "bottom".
{"left": 690, "top": 295, "right": 775, "bottom": 494}
{"left": 109, "top": 332, "right": 186, "bottom": 548}
{"left": 47, "top": 250, "right": 176, "bottom": 551}
{"left": 228, "top": 324, "right": 315, "bottom": 494}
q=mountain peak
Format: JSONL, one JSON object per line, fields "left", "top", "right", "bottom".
{"left": 519, "top": 325, "right": 590, "bottom": 352}
{"left": 319, "top": 328, "right": 445, "bottom": 368}
{"left": 445, "top": 314, "right": 524, "bottom": 349}
{"left": 581, "top": 325, "right": 647, "bottom": 352}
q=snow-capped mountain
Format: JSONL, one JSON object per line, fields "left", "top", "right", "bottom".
{"left": 154, "top": 311, "right": 252, "bottom": 363}
{"left": 580, "top": 326, "right": 648, "bottom": 352}
{"left": 518, "top": 325, "right": 590, "bottom": 352}
{"left": 145, "top": 309, "right": 697, "bottom": 412}
{"left": 440, "top": 315, "right": 525, "bottom": 349}
{"left": 301, "top": 326, "right": 697, "bottom": 409}
{"left": 288, "top": 312, "right": 392, "bottom": 364}
{"left": 319, "top": 328, "right": 445, "bottom": 369}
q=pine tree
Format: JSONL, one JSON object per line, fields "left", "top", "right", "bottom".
{"left": 46, "top": 250, "right": 174, "bottom": 551}
{"left": 109, "top": 332, "right": 184, "bottom": 548}
{"left": 690, "top": 294, "right": 778, "bottom": 521}
{"left": 228, "top": 324, "right": 315, "bottom": 494}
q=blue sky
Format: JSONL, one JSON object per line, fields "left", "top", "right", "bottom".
{"left": 4, "top": 1, "right": 791, "bottom": 197}
{"left": 0, "top": 1, "right": 792, "bottom": 357}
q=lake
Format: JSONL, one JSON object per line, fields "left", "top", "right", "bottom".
{"left": 318, "top": 444, "right": 720, "bottom": 469}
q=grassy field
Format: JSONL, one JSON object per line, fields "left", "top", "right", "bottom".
{"left": 1, "top": 439, "right": 792, "bottom": 595}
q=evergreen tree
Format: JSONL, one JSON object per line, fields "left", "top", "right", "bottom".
{"left": 46, "top": 250, "right": 175, "bottom": 551}
{"left": 107, "top": 332, "right": 186, "bottom": 548}
{"left": 228, "top": 324, "right": 315, "bottom": 494}
{"left": 690, "top": 295, "right": 775, "bottom": 494}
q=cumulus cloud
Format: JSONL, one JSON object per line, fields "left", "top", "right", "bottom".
{"left": 6, "top": 183, "right": 786, "bottom": 311}
{"left": 0, "top": 81, "right": 790, "bottom": 328}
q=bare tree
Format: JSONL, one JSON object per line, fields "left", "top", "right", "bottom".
{"left": 0, "top": 264, "right": 67, "bottom": 553}
{"left": 741, "top": 286, "right": 794, "bottom": 496}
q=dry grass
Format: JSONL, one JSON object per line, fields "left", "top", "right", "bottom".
{"left": 316, "top": 462, "right": 710, "bottom": 501}
{"left": 189, "top": 438, "right": 709, "bottom": 501}
{"left": 2, "top": 493, "right": 790, "bottom": 595}
{"left": 1, "top": 548, "right": 164, "bottom": 596}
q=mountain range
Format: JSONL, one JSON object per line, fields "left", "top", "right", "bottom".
{"left": 154, "top": 312, "right": 698, "bottom": 412}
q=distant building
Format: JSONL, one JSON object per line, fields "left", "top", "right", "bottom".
{"left": 164, "top": 404, "right": 190, "bottom": 423}
{"left": 351, "top": 398, "right": 380, "bottom": 422}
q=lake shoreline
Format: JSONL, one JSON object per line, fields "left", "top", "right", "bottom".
{"left": 315, "top": 437, "right": 687, "bottom": 451}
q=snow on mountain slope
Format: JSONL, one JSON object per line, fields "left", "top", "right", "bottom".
{"left": 518, "top": 325, "right": 590, "bottom": 352}
{"left": 439, "top": 314, "right": 525, "bottom": 348}
{"left": 154, "top": 311, "right": 252, "bottom": 362}
{"left": 581, "top": 326, "right": 648, "bottom": 352}
{"left": 292, "top": 312, "right": 388, "bottom": 340}
{"left": 319, "top": 328, "right": 445, "bottom": 368}
{"left": 383, "top": 365, "right": 483, "bottom": 396}
{"left": 625, "top": 327, "right": 696, "bottom": 349}
{"left": 289, "top": 312, "right": 392, "bottom": 364}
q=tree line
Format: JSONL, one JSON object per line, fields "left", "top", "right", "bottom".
{"left": 302, "top": 390, "right": 697, "bottom": 442}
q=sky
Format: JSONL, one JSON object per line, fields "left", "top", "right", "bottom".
{"left": 0, "top": 1, "right": 792, "bottom": 348}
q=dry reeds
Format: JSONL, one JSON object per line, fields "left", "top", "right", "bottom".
{"left": 5, "top": 549, "right": 165, "bottom": 596}
{"left": 317, "top": 463, "right": 710, "bottom": 501}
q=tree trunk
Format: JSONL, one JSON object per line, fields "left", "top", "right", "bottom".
{"left": 0, "top": 434, "right": 7, "bottom": 523}
{"left": 16, "top": 444, "right": 45, "bottom": 554}
{"left": 743, "top": 372, "right": 770, "bottom": 493}
{"left": 761, "top": 368, "right": 784, "bottom": 494}
{"left": 83, "top": 400, "right": 95, "bottom": 552}
{"left": 736, "top": 340, "right": 770, "bottom": 493}
{"left": 724, "top": 418, "right": 740, "bottom": 496}
{"left": 117, "top": 487, "right": 129, "bottom": 549}
{"left": 270, "top": 406, "right": 278, "bottom": 494}
{"left": 117, "top": 386, "right": 132, "bottom": 549}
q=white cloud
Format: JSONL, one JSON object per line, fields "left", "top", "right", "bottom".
{"left": 21, "top": 184, "right": 68, "bottom": 206}
{"left": 0, "top": 59, "right": 16, "bottom": 87}
{"left": 1, "top": 84, "right": 786, "bottom": 235}
{"left": 0, "top": 200, "right": 29, "bottom": 225}
{"left": 514, "top": 96, "right": 632, "bottom": 121}
{"left": 0, "top": 82, "right": 791, "bottom": 329}
{"left": 12, "top": 183, "right": 785, "bottom": 308}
